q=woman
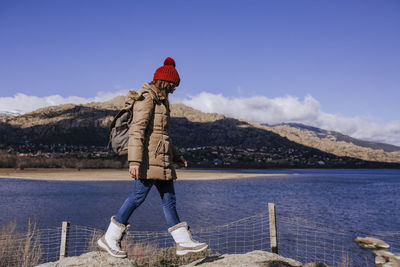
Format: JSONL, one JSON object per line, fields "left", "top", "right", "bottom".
{"left": 98, "top": 57, "right": 208, "bottom": 258}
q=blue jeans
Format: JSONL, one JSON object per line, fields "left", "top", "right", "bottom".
{"left": 114, "top": 179, "right": 181, "bottom": 228}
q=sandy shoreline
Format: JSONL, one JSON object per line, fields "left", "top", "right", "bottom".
{"left": 0, "top": 168, "right": 283, "bottom": 181}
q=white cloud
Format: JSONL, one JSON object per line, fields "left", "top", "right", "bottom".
{"left": 0, "top": 90, "right": 129, "bottom": 115}
{"left": 172, "top": 92, "right": 400, "bottom": 146}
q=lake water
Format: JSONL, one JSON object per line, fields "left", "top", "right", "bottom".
{"left": 1, "top": 169, "right": 399, "bottom": 234}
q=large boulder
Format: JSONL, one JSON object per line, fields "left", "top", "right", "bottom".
{"left": 36, "top": 251, "right": 136, "bottom": 267}
{"left": 36, "top": 250, "right": 332, "bottom": 267}
{"left": 181, "top": 250, "right": 303, "bottom": 267}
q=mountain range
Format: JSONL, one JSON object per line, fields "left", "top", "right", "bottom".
{"left": 0, "top": 110, "right": 20, "bottom": 118}
{"left": 1, "top": 96, "right": 399, "bottom": 168}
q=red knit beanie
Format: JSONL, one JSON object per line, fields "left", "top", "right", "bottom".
{"left": 153, "top": 57, "right": 180, "bottom": 86}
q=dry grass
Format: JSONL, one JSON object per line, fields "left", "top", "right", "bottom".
{"left": 153, "top": 247, "right": 211, "bottom": 267}
{"left": 0, "top": 219, "right": 42, "bottom": 267}
{"left": 125, "top": 241, "right": 160, "bottom": 265}
{"left": 85, "top": 230, "right": 103, "bottom": 253}
{"left": 124, "top": 242, "right": 211, "bottom": 267}
{"left": 333, "top": 250, "right": 370, "bottom": 267}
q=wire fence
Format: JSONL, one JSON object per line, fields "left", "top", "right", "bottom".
{"left": 279, "top": 214, "right": 365, "bottom": 266}
{"left": 275, "top": 212, "right": 400, "bottom": 267}
{"left": 1, "top": 207, "right": 399, "bottom": 266}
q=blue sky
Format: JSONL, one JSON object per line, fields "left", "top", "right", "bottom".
{"left": 1, "top": 0, "right": 399, "bottom": 145}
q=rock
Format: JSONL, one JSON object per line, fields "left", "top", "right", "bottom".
{"left": 35, "top": 251, "right": 136, "bottom": 267}
{"left": 371, "top": 249, "right": 400, "bottom": 267}
{"left": 181, "top": 250, "right": 303, "bottom": 267}
{"left": 354, "top": 237, "right": 390, "bottom": 249}
{"left": 382, "top": 261, "right": 400, "bottom": 267}
{"left": 354, "top": 237, "right": 400, "bottom": 267}
{"left": 35, "top": 250, "right": 331, "bottom": 267}
{"left": 376, "top": 256, "right": 387, "bottom": 265}
{"left": 373, "top": 250, "right": 395, "bottom": 257}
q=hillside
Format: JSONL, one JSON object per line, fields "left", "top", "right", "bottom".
{"left": 0, "top": 96, "right": 399, "bottom": 168}
{"left": 263, "top": 123, "right": 400, "bottom": 163}
{"left": 272, "top": 123, "right": 400, "bottom": 152}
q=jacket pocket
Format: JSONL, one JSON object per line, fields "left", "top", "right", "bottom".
{"left": 154, "top": 139, "right": 162, "bottom": 158}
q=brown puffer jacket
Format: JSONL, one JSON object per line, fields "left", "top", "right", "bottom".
{"left": 127, "top": 83, "right": 182, "bottom": 180}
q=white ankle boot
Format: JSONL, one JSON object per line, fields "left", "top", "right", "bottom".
{"left": 97, "top": 216, "right": 129, "bottom": 258}
{"left": 168, "top": 222, "right": 208, "bottom": 256}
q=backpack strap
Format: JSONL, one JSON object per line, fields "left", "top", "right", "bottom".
{"left": 109, "top": 90, "right": 141, "bottom": 131}
{"left": 123, "top": 90, "right": 141, "bottom": 110}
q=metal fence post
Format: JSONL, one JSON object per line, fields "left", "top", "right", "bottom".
{"left": 268, "top": 202, "right": 278, "bottom": 254}
{"left": 59, "top": 221, "right": 70, "bottom": 260}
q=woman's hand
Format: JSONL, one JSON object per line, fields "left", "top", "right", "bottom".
{"left": 177, "top": 156, "right": 187, "bottom": 168}
{"left": 129, "top": 165, "right": 140, "bottom": 179}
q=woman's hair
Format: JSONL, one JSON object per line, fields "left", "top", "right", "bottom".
{"left": 149, "top": 80, "right": 176, "bottom": 111}
{"left": 149, "top": 80, "right": 176, "bottom": 90}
